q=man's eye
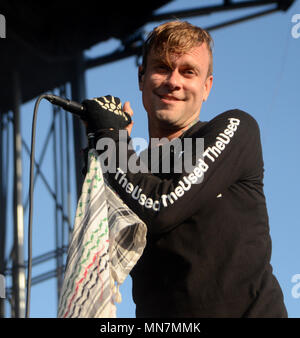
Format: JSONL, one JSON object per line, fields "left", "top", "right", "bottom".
{"left": 155, "top": 65, "right": 169, "bottom": 72}
{"left": 183, "top": 69, "right": 195, "bottom": 76}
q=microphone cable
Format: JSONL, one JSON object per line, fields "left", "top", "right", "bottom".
{"left": 25, "top": 94, "right": 50, "bottom": 318}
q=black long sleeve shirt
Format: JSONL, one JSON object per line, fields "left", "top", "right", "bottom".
{"left": 94, "top": 109, "right": 287, "bottom": 317}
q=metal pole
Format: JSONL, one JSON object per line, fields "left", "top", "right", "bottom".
{"left": 71, "top": 53, "right": 87, "bottom": 199}
{"left": 12, "top": 71, "right": 26, "bottom": 318}
{"left": 0, "top": 112, "right": 7, "bottom": 318}
{"left": 148, "top": 0, "right": 281, "bottom": 22}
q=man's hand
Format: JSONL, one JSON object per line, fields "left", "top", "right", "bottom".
{"left": 82, "top": 95, "right": 132, "bottom": 133}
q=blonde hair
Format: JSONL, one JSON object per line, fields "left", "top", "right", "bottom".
{"left": 142, "top": 20, "right": 213, "bottom": 77}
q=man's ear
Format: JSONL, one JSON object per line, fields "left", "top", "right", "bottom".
{"left": 138, "top": 65, "right": 145, "bottom": 91}
{"left": 203, "top": 75, "right": 213, "bottom": 102}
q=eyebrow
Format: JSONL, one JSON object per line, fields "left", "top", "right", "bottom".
{"left": 151, "top": 58, "right": 201, "bottom": 72}
{"left": 181, "top": 62, "right": 201, "bottom": 72}
{"left": 150, "top": 57, "right": 169, "bottom": 66}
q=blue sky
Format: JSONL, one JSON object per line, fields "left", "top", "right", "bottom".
{"left": 4, "top": 0, "right": 300, "bottom": 318}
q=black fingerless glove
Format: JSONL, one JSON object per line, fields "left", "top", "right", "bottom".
{"left": 82, "top": 95, "right": 131, "bottom": 133}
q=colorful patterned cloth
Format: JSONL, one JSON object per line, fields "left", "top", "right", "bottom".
{"left": 57, "top": 149, "right": 147, "bottom": 318}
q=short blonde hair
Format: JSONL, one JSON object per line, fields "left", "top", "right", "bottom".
{"left": 142, "top": 20, "right": 214, "bottom": 77}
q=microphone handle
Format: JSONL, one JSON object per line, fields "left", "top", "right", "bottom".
{"left": 45, "top": 94, "right": 86, "bottom": 118}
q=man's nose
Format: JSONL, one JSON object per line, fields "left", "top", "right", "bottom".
{"left": 165, "top": 69, "right": 181, "bottom": 90}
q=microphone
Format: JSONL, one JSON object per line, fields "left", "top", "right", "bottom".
{"left": 45, "top": 94, "right": 86, "bottom": 119}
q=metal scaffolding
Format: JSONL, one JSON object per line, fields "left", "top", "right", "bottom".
{"left": 1, "top": 81, "right": 79, "bottom": 317}
{"left": 0, "top": 0, "right": 295, "bottom": 317}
